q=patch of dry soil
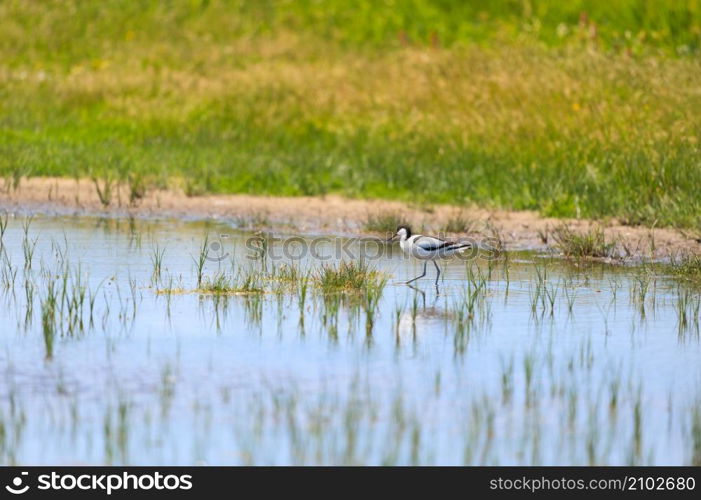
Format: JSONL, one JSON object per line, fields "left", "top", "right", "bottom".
{"left": 1, "top": 177, "right": 699, "bottom": 260}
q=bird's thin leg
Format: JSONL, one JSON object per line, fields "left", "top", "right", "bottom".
{"left": 406, "top": 261, "right": 427, "bottom": 284}
{"left": 433, "top": 260, "right": 441, "bottom": 286}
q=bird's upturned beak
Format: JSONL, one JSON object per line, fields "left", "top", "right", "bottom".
{"left": 386, "top": 234, "right": 397, "bottom": 242}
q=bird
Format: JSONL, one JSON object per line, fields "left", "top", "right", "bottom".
{"left": 387, "top": 225, "right": 471, "bottom": 285}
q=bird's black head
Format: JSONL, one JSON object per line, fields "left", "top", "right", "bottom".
{"left": 396, "top": 225, "right": 411, "bottom": 238}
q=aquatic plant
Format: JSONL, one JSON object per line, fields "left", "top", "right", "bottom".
{"left": 669, "top": 254, "right": 701, "bottom": 284}
{"left": 362, "top": 276, "right": 387, "bottom": 336}
{"left": 150, "top": 244, "right": 166, "bottom": 284}
{"left": 552, "top": 225, "right": 616, "bottom": 259}
{"left": 192, "top": 234, "right": 209, "bottom": 289}
{"left": 675, "top": 285, "right": 701, "bottom": 338}
{"left": 40, "top": 279, "right": 57, "bottom": 359}
{"left": 198, "top": 269, "right": 264, "bottom": 295}
{"left": 0, "top": 212, "right": 8, "bottom": 250}
{"left": 317, "top": 260, "right": 382, "bottom": 292}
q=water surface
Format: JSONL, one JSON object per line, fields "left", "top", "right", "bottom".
{"left": 0, "top": 214, "right": 699, "bottom": 465}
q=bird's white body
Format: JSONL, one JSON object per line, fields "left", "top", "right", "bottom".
{"left": 396, "top": 228, "right": 469, "bottom": 261}
{"left": 391, "top": 226, "right": 471, "bottom": 285}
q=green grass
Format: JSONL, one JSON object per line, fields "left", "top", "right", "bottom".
{"left": 2, "top": 1, "right": 701, "bottom": 228}
{"left": 193, "top": 259, "right": 381, "bottom": 295}
{"left": 2, "top": 0, "right": 700, "bottom": 61}
{"left": 669, "top": 253, "right": 701, "bottom": 283}
{"left": 551, "top": 225, "right": 617, "bottom": 258}
{"left": 198, "top": 271, "right": 265, "bottom": 295}
{"left": 317, "top": 260, "right": 382, "bottom": 292}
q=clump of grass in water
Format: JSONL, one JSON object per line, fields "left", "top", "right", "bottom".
{"left": 632, "top": 268, "right": 654, "bottom": 318}
{"left": 23, "top": 278, "right": 35, "bottom": 328}
{"left": 464, "top": 263, "right": 488, "bottom": 317}
{"left": 563, "top": 280, "right": 577, "bottom": 313}
{"left": 552, "top": 225, "right": 616, "bottom": 259}
{"left": 271, "top": 262, "right": 303, "bottom": 283}
{"left": 0, "top": 212, "right": 8, "bottom": 250}
{"left": 296, "top": 274, "right": 310, "bottom": 331}
{"left": 317, "top": 260, "right": 382, "bottom": 292}
{"left": 1, "top": 256, "right": 18, "bottom": 289}
{"left": 199, "top": 273, "right": 234, "bottom": 294}
{"left": 41, "top": 279, "right": 57, "bottom": 359}
{"left": 484, "top": 222, "right": 506, "bottom": 259}
{"left": 362, "top": 275, "right": 387, "bottom": 337}
{"left": 271, "top": 264, "right": 313, "bottom": 296}
{"left": 668, "top": 253, "right": 701, "bottom": 284}
{"left": 529, "top": 264, "right": 548, "bottom": 316}
{"left": 198, "top": 269, "right": 264, "bottom": 295}
{"left": 150, "top": 244, "right": 165, "bottom": 284}
{"left": 192, "top": 234, "right": 209, "bottom": 289}
{"left": 363, "top": 212, "right": 408, "bottom": 234}
{"left": 675, "top": 285, "right": 700, "bottom": 338}
{"left": 21, "top": 227, "right": 38, "bottom": 270}
{"left": 392, "top": 303, "right": 405, "bottom": 342}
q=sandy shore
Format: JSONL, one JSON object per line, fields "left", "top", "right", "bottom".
{"left": 1, "top": 177, "right": 699, "bottom": 260}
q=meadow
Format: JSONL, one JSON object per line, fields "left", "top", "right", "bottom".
{"left": 2, "top": 0, "right": 701, "bottom": 228}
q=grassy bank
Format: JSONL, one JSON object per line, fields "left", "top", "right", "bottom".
{"left": 1, "top": 1, "right": 701, "bottom": 227}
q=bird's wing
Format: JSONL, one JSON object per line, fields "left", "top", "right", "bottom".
{"left": 414, "top": 235, "right": 471, "bottom": 251}
{"left": 413, "top": 235, "right": 451, "bottom": 251}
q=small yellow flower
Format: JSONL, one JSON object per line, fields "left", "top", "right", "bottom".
{"left": 572, "top": 102, "right": 581, "bottom": 112}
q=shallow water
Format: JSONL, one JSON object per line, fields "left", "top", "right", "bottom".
{"left": 0, "top": 214, "right": 699, "bottom": 465}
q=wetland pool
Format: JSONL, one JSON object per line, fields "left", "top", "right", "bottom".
{"left": 0, "top": 213, "right": 699, "bottom": 465}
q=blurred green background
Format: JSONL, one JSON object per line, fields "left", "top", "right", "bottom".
{"left": 1, "top": 0, "right": 700, "bottom": 226}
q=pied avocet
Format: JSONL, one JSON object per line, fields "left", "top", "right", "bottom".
{"left": 387, "top": 225, "right": 471, "bottom": 285}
